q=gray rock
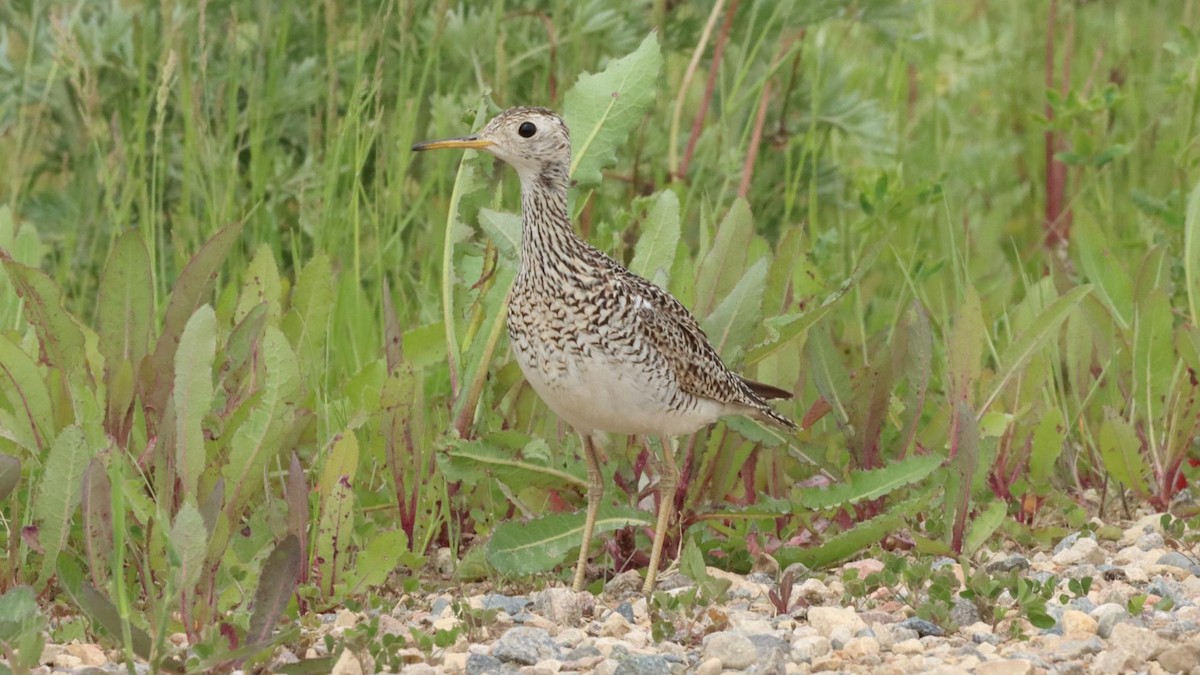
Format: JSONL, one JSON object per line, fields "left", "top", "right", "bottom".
{"left": 702, "top": 632, "right": 757, "bottom": 670}
{"left": 467, "top": 653, "right": 520, "bottom": 675}
{"left": 614, "top": 602, "right": 635, "bottom": 623}
{"left": 1137, "top": 532, "right": 1166, "bottom": 550}
{"left": 931, "top": 557, "right": 957, "bottom": 570}
{"left": 746, "top": 634, "right": 789, "bottom": 674}
{"left": 1051, "top": 637, "right": 1103, "bottom": 661}
{"left": 611, "top": 647, "right": 672, "bottom": 675}
{"left": 1054, "top": 531, "right": 1088, "bottom": 554}
{"left": 562, "top": 645, "right": 603, "bottom": 662}
{"left": 1149, "top": 577, "right": 1190, "bottom": 606}
{"left": 951, "top": 597, "right": 982, "bottom": 627}
{"left": 430, "top": 597, "right": 452, "bottom": 617}
{"left": 1064, "top": 564, "right": 1098, "bottom": 580}
{"left": 1157, "top": 552, "right": 1197, "bottom": 574}
{"left": 481, "top": 594, "right": 532, "bottom": 615}
{"left": 1095, "top": 609, "right": 1128, "bottom": 639}
{"left": 791, "top": 635, "right": 831, "bottom": 662}
{"left": 533, "top": 588, "right": 585, "bottom": 626}
{"left": 492, "top": 627, "right": 558, "bottom": 665}
{"left": 986, "top": 555, "right": 1031, "bottom": 573}
{"left": 1068, "top": 597, "right": 1097, "bottom": 614}
{"left": 897, "top": 618, "right": 944, "bottom": 637}
{"left": 891, "top": 626, "right": 920, "bottom": 641}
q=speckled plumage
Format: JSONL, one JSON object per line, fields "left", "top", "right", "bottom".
{"left": 413, "top": 106, "right": 795, "bottom": 593}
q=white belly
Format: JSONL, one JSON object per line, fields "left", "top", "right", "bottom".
{"left": 514, "top": 349, "right": 726, "bottom": 437}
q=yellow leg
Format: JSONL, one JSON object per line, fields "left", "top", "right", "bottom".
{"left": 643, "top": 435, "right": 679, "bottom": 594}
{"left": 572, "top": 433, "right": 604, "bottom": 592}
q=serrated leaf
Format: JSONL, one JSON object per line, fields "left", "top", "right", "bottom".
{"left": 222, "top": 327, "right": 301, "bottom": 517}
{"left": 478, "top": 208, "right": 522, "bottom": 260}
{"left": 175, "top": 305, "right": 216, "bottom": 499}
{"left": 488, "top": 505, "right": 649, "bottom": 576}
{"left": 0, "top": 255, "right": 88, "bottom": 379}
{"left": 965, "top": 499, "right": 1006, "bottom": 555}
{"left": 282, "top": 253, "right": 334, "bottom": 377}
{"left": 146, "top": 220, "right": 245, "bottom": 417}
{"left": 1099, "top": 414, "right": 1150, "bottom": 497}
{"left": 792, "top": 453, "right": 942, "bottom": 509}
{"left": 319, "top": 431, "right": 359, "bottom": 501}
{"left": 235, "top": 244, "right": 282, "bottom": 323}
{"left": 96, "top": 232, "right": 151, "bottom": 364}
{"left": 777, "top": 511, "right": 906, "bottom": 569}
{"left": 246, "top": 534, "right": 301, "bottom": 648}
{"left": 981, "top": 285, "right": 1091, "bottom": 414}
{"left": 806, "top": 328, "right": 851, "bottom": 427}
{"left": 81, "top": 458, "right": 111, "bottom": 587}
{"left": 0, "top": 453, "right": 19, "bottom": 502}
{"left": 949, "top": 287, "right": 983, "bottom": 404}
{"left": 439, "top": 433, "right": 587, "bottom": 490}
{"left": 315, "top": 473, "right": 354, "bottom": 597}
{"left": 170, "top": 500, "right": 207, "bottom": 592}
{"left": 564, "top": 32, "right": 662, "bottom": 186}
{"left": 1030, "top": 409, "right": 1066, "bottom": 485}
{"left": 629, "top": 190, "right": 680, "bottom": 285}
{"left": 0, "top": 333, "right": 53, "bottom": 451}
{"left": 34, "top": 425, "right": 91, "bottom": 587}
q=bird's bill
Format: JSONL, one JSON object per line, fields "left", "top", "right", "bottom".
{"left": 411, "top": 135, "right": 494, "bottom": 152}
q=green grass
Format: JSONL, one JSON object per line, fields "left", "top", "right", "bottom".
{"left": 1, "top": 0, "right": 1200, "bottom": 668}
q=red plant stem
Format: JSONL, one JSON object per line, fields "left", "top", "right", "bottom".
{"left": 679, "top": 0, "right": 739, "bottom": 179}
{"left": 1043, "top": 0, "right": 1073, "bottom": 249}
{"left": 739, "top": 80, "right": 771, "bottom": 198}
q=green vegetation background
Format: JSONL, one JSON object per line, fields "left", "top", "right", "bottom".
{"left": 1, "top": 0, "right": 1199, "bottom": 668}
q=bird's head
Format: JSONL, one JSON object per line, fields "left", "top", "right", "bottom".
{"left": 412, "top": 107, "right": 571, "bottom": 181}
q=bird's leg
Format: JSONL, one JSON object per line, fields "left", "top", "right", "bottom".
{"left": 572, "top": 433, "right": 604, "bottom": 592}
{"left": 643, "top": 435, "right": 680, "bottom": 594}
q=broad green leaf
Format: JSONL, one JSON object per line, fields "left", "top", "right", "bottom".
{"left": 246, "top": 534, "right": 302, "bottom": 647}
{"left": 34, "top": 425, "right": 91, "bottom": 587}
{"left": 949, "top": 401, "right": 979, "bottom": 553}
{"left": 792, "top": 453, "right": 942, "bottom": 509}
{"left": 564, "top": 32, "right": 663, "bottom": 186}
{"left": 170, "top": 500, "right": 208, "bottom": 592}
{"left": 981, "top": 285, "right": 1091, "bottom": 414}
{"left": 80, "top": 458, "right": 112, "bottom": 587}
{"left": 315, "top": 473, "right": 354, "bottom": 596}
{"left": 1098, "top": 415, "right": 1150, "bottom": 497}
{"left": 898, "top": 301, "right": 932, "bottom": 456}
{"left": 97, "top": 231, "right": 152, "bottom": 385}
{"left": 1030, "top": 409, "right": 1066, "bottom": 485}
{"left": 477, "top": 208, "right": 522, "bottom": 260}
{"left": 175, "top": 305, "right": 216, "bottom": 499}
{"left": 282, "top": 253, "right": 334, "bottom": 376}
{"left": 964, "top": 499, "right": 1007, "bottom": 555}
{"left": 0, "top": 453, "right": 19, "bottom": 501}
{"left": 344, "top": 530, "right": 422, "bottom": 591}
{"left": 488, "top": 505, "right": 649, "bottom": 575}
{"left": 146, "top": 220, "right": 245, "bottom": 415}
{"left": 0, "top": 256, "right": 88, "bottom": 379}
{"left": 776, "top": 511, "right": 908, "bottom": 570}
{"left": 439, "top": 434, "right": 587, "bottom": 491}
{"left": 1184, "top": 178, "right": 1200, "bottom": 324}
{"left": 694, "top": 199, "right": 753, "bottom": 315}
{"left": 235, "top": 244, "right": 283, "bottom": 323}
{"left": 948, "top": 287, "right": 983, "bottom": 404}
{"left": 0, "top": 586, "right": 39, "bottom": 642}
{"left": 806, "top": 328, "right": 851, "bottom": 427}
{"left": 57, "top": 558, "right": 156, "bottom": 661}
{"left": 319, "top": 431, "right": 360, "bottom": 500}
{"left": 701, "top": 257, "right": 767, "bottom": 355}
{"left": 629, "top": 190, "right": 680, "bottom": 286}
{"left": 1132, "top": 289, "right": 1173, "bottom": 426}
{"left": 223, "top": 327, "right": 301, "bottom": 517}
{"left": 0, "top": 334, "right": 53, "bottom": 451}
{"left": 1073, "top": 217, "right": 1132, "bottom": 329}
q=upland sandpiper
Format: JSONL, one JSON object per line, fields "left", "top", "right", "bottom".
{"left": 413, "top": 107, "right": 796, "bottom": 593}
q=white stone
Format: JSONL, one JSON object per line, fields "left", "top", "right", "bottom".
{"left": 1119, "top": 513, "right": 1169, "bottom": 546}
{"left": 598, "top": 611, "right": 629, "bottom": 637}
{"left": 894, "top": 638, "right": 925, "bottom": 655}
{"left": 442, "top": 652, "right": 468, "bottom": 673}
{"left": 974, "top": 659, "right": 1033, "bottom": 675}
{"left": 330, "top": 649, "right": 363, "bottom": 675}
{"left": 1109, "top": 622, "right": 1168, "bottom": 661}
{"left": 65, "top": 643, "right": 107, "bottom": 666}
{"left": 702, "top": 631, "right": 758, "bottom": 670}
{"left": 842, "top": 636, "right": 880, "bottom": 658}
{"left": 794, "top": 578, "right": 830, "bottom": 604}
{"left": 807, "top": 606, "right": 867, "bottom": 638}
{"left": 1092, "top": 649, "right": 1138, "bottom": 674}
{"left": 1052, "top": 537, "right": 1105, "bottom": 565}
{"left": 792, "top": 635, "right": 832, "bottom": 661}
{"left": 695, "top": 657, "right": 723, "bottom": 675}
{"left": 1061, "top": 609, "right": 1098, "bottom": 637}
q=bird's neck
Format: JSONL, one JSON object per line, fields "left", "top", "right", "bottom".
{"left": 518, "top": 164, "right": 587, "bottom": 276}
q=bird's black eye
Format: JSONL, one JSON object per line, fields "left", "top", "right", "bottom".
{"left": 518, "top": 121, "right": 537, "bottom": 138}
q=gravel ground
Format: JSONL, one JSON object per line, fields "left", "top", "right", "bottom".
{"left": 27, "top": 512, "right": 1200, "bottom": 674}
